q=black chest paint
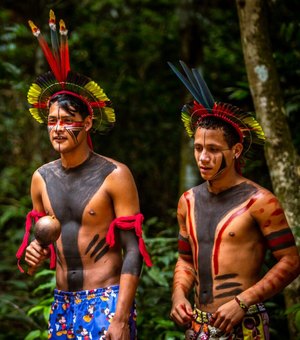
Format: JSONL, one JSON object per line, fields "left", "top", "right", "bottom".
{"left": 193, "top": 182, "right": 257, "bottom": 305}
{"left": 38, "top": 152, "right": 116, "bottom": 291}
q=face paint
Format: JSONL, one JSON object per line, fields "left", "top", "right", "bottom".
{"left": 64, "top": 122, "right": 85, "bottom": 144}
{"left": 208, "top": 152, "right": 228, "bottom": 181}
{"left": 195, "top": 129, "right": 233, "bottom": 181}
{"left": 47, "top": 105, "right": 86, "bottom": 152}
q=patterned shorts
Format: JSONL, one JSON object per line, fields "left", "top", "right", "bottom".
{"left": 48, "top": 285, "right": 137, "bottom": 339}
{"left": 186, "top": 303, "right": 269, "bottom": 340}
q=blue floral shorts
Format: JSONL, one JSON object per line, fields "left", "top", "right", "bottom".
{"left": 48, "top": 285, "right": 137, "bottom": 339}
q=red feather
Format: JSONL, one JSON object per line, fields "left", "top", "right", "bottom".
{"left": 28, "top": 20, "right": 62, "bottom": 83}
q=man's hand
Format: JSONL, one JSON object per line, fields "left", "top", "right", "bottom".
{"left": 210, "top": 299, "right": 246, "bottom": 334}
{"left": 105, "top": 319, "right": 130, "bottom": 340}
{"left": 25, "top": 239, "right": 49, "bottom": 274}
{"left": 170, "top": 296, "right": 194, "bottom": 326}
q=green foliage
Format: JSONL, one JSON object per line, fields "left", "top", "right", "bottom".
{"left": 136, "top": 215, "right": 184, "bottom": 339}
{"left": 1, "top": 1, "right": 300, "bottom": 339}
{"left": 286, "top": 303, "right": 300, "bottom": 333}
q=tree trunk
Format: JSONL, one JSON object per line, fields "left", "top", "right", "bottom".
{"left": 235, "top": 0, "right": 300, "bottom": 338}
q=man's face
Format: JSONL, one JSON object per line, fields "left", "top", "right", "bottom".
{"left": 47, "top": 101, "right": 87, "bottom": 153}
{"left": 194, "top": 127, "right": 236, "bottom": 181}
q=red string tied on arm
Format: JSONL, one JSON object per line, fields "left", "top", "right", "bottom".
{"left": 106, "top": 213, "right": 153, "bottom": 267}
{"left": 16, "top": 210, "right": 57, "bottom": 272}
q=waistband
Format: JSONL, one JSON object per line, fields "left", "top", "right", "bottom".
{"left": 194, "top": 303, "right": 266, "bottom": 324}
{"left": 53, "top": 285, "right": 119, "bottom": 302}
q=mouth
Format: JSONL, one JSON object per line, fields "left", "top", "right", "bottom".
{"left": 53, "top": 135, "right": 67, "bottom": 142}
{"left": 200, "top": 166, "right": 211, "bottom": 171}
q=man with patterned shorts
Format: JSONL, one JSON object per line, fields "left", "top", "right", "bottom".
{"left": 168, "top": 61, "right": 300, "bottom": 339}
{"left": 16, "top": 10, "right": 152, "bottom": 340}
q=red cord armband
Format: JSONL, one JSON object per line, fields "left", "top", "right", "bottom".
{"left": 106, "top": 213, "right": 153, "bottom": 267}
{"left": 16, "top": 210, "right": 57, "bottom": 273}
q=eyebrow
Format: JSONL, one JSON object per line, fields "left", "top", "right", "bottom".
{"left": 48, "top": 113, "right": 75, "bottom": 118}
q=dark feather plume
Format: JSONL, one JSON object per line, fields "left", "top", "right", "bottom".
{"left": 168, "top": 60, "right": 215, "bottom": 109}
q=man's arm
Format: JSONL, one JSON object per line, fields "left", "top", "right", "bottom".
{"left": 211, "top": 190, "right": 300, "bottom": 334}
{"left": 170, "top": 193, "right": 195, "bottom": 326}
{"left": 238, "top": 190, "right": 300, "bottom": 305}
{"left": 105, "top": 163, "right": 142, "bottom": 340}
{"left": 24, "top": 170, "right": 49, "bottom": 271}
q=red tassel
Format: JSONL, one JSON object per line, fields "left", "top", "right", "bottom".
{"left": 16, "top": 210, "right": 46, "bottom": 272}
{"left": 16, "top": 210, "right": 57, "bottom": 273}
{"left": 106, "top": 213, "right": 153, "bottom": 267}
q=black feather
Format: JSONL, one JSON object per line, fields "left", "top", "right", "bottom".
{"left": 168, "top": 62, "right": 203, "bottom": 103}
{"left": 168, "top": 61, "right": 215, "bottom": 109}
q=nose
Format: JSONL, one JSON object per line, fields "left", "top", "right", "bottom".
{"left": 54, "top": 120, "right": 65, "bottom": 132}
{"left": 199, "top": 149, "right": 210, "bottom": 163}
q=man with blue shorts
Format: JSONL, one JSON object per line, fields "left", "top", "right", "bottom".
{"left": 16, "top": 10, "right": 152, "bottom": 340}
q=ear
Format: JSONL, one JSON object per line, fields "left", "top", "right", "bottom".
{"left": 233, "top": 143, "right": 243, "bottom": 159}
{"left": 84, "top": 116, "right": 93, "bottom": 132}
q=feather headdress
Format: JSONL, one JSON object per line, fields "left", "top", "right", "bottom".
{"left": 168, "top": 60, "right": 265, "bottom": 160}
{"left": 27, "top": 10, "right": 115, "bottom": 134}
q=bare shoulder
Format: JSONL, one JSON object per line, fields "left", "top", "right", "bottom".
{"left": 31, "top": 168, "right": 45, "bottom": 188}
{"left": 244, "top": 180, "right": 289, "bottom": 229}
{"left": 177, "top": 187, "right": 195, "bottom": 216}
{"left": 100, "top": 155, "right": 133, "bottom": 178}
{"left": 99, "top": 155, "right": 139, "bottom": 215}
{"left": 244, "top": 179, "right": 277, "bottom": 203}
{"left": 31, "top": 168, "right": 47, "bottom": 210}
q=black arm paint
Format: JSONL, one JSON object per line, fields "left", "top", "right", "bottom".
{"left": 118, "top": 229, "right": 143, "bottom": 276}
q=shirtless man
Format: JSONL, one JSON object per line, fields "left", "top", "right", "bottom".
{"left": 168, "top": 61, "right": 300, "bottom": 339}
{"left": 16, "top": 12, "right": 151, "bottom": 340}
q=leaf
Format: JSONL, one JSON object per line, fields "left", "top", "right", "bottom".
{"left": 27, "top": 305, "right": 44, "bottom": 316}
{"left": 24, "top": 330, "right": 42, "bottom": 340}
{"left": 147, "top": 267, "right": 170, "bottom": 287}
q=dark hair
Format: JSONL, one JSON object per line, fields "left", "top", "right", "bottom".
{"left": 197, "top": 116, "right": 241, "bottom": 148}
{"left": 48, "top": 93, "right": 90, "bottom": 119}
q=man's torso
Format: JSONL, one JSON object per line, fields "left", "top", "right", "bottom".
{"left": 184, "top": 181, "right": 267, "bottom": 312}
{"left": 38, "top": 152, "right": 121, "bottom": 291}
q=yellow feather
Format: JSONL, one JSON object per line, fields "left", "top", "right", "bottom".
{"left": 27, "top": 84, "right": 42, "bottom": 104}
{"left": 29, "top": 108, "right": 44, "bottom": 123}
{"left": 84, "top": 81, "right": 109, "bottom": 101}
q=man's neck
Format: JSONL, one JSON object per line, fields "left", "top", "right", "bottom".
{"left": 60, "top": 147, "right": 92, "bottom": 170}
{"left": 207, "top": 174, "right": 245, "bottom": 195}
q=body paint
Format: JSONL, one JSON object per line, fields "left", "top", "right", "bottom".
{"left": 213, "top": 197, "right": 257, "bottom": 275}
{"left": 38, "top": 153, "right": 116, "bottom": 291}
{"left": 193, "top": 182, "right": 257, "bottom": 304}
{"left": 266, "top": 228, "right": 296, "bottom": 251}
{"left": 184, "top": 191, "right": 199, "bottom": 273}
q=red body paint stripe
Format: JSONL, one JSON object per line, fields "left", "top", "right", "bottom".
{"left": 184, "top": 192, "right": 198, "bottom": 271}
{"left": 213, "top": 197, "right": 257, "bottom": 275}
{"left": 178, "top": 239, "right": 192, "bottom": 252}
{"left": 271, "top": 208, "right": 284, "bottom": 216}
{"left": 267, "top": 233, "right": 295, "bottom": 248}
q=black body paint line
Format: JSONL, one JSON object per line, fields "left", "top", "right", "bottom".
{"left": 193, "top": 182, "right": 258, "bottom": 305}
{"left": 215, "top": 282, "right": 242, "bottom": 290}
{"left": 38, "top": 152, "right": 116, "bottom": 291}
{"left": 214, "top": 288, "right": 243, "bottom": 299}
{"left": 119, "top": 229, "right": 143, "bottom": 276}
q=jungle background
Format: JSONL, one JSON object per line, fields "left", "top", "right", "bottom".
{"left": 1, "top": 0, "right": 300, "bottom": 339}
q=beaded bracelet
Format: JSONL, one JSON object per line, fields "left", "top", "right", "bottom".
{"left": 235, "top": 296, "right": 249, "bottom": 312}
